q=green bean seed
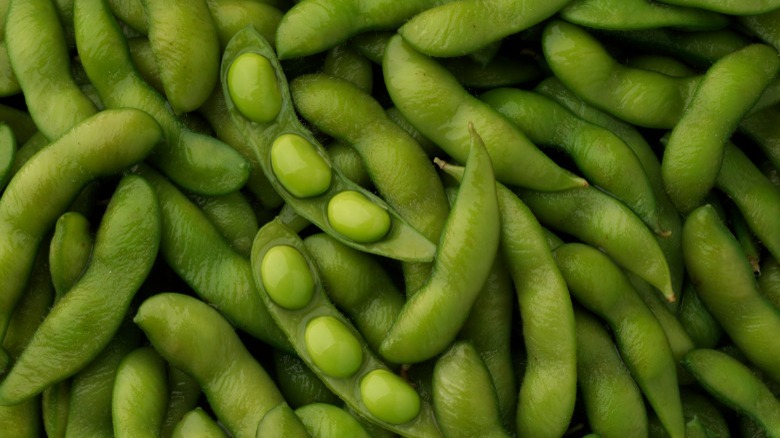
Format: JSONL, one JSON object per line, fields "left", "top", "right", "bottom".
{"left": 326, "top": 190, "right": 391, "bottom": 243}
{"left": 227, "top": 52, "right": 283, "bottom": 124}
{"left": 359, "top": 369, "right": 421, "bottom": 425}
{"left": 269, "top": 133, "right": 332, "bottom": 198}
{"left": 304, "top": 316, "right": 363, "bottom": 378}
{"left": 260, "top": 245, "right": 315, "bottom": 310}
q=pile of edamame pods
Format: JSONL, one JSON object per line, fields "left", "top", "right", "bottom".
{"left": 0, "top": 0, "right": 780, "bottom": 436}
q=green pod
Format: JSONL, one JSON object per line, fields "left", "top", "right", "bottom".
{"left": 0, "top": 108, "right": 160, "bottom": 370}
{"left": 48, "top": 211, "right": 94, "bottom": 301}
{"left": 134, "top": 293, "right": 285, "bottom": 438}
{"left": 325, "top": 140, "right": 372, "bottom": 189}
{"left": 303, "top": 233, "right": 404, "bottom": 354}
{"left": 0, "top": 1, "right": 19, "bottom": 96}
{"left": 518, "top": 186, "right": 676, "bottom": 302}
{"left": 126, "top": 37, "right": 164, "bottom": 94}
{"left": 271, "top": 350, "right": 340, "bottom": 409}
{"left": 560, "top": 0, "right": 729, "bottom": 30}
{"left": 626, "top": 54, "right": 698, "bottom": 77}
{"left": 65, "top": 321, "right": 142, "bottom": 438}
{"left": 384, "top": 106, "right": 440, "bottom": 158}
{"left": 198, "top": 86, "right": 283, "bottom": 209}
{"left": 290, "top": 73, "right": 450, "bottom": 290}
{"left": 256, "top": 403, "right": 309, "bottom": 438}
{"left": 275, "top": 0, "right": 441, "bottom": 59}
{"left": 323, "top": 45, "right": 373, "bottom": 93}
{"left": 440, "top": 54, "right": 543, "bottom": 89}
{"left": 0, "top": 104, "right": 36, "bottom": 145}
{"left": 0, "top": 174, "right": 160, "bottom": 405}
{"left": 107, "top": 0, "right": 147, "bottom": 33}
{"left": 574, "top": 307, "right": 648, "bottom": 438}
{"left": 221, "top": 26, "right": 436, "bottom": 263}
{"left": 432, "top": 341, "right": 509, "bottom": 438}
{"left": 0, "top": 123, "right": 14, "bottom": 191}
{"left": 379, "top": 126, "right": 500, "bottom": 363}
{"left": 679, "top": 389, "right": 730, "bottom": 438}
{"left": 399, "top": 0, "right": 571, "bottom": 57}
{"left": 295, "top": 403, "right": 371, "bottom": 438}
{"left": 554, "top": 243, "right": 684, "bottom": 438}
{"left": 172, "top": 408, "right": 227, "bottom": 438}
{"left": 715, "top": 143, "right": 780, "bottom": 266}
{"left": 534, "top": 77, "right": 685, "bottom": 295}
{"left": 456, "top": 256, "right": 516, "bottom": 430}
{"left": 480, "top": 87, "right": 663, "bottom": 234}
{"left": 112, "top": 347, "right": 168, "bottom": 438}
{"left": 662, "top": 43, "right": 780, "bottom": 213}
{"left": 654, "top": 0, "right": 780, "bottom": 15}
{"left": 188, "top": 191, "right": 259, "bottom": 258}
{"left": 726, "top": 200, "right": 762, "bottom": 274}
{"left": 740, "top": 9, "right": 780, "bottom": 52}
{"left": 758, "top": 256, "right": 780, "bottom": 309}
{"left": 683, "top": 349, "right": 780, "bottom": 435}
{"left": 383, "top": 34, "right": 586, "bottom": 191}
{"left": 251, "top": 219, "right": 441, "bottom": 437}
{"left": 682, "top": 204, "right": 780, "bottom": 384}
{"left": 206, "top": 0, "right": 282, "bottom": 50}
{"left": 740, "top": 104, "right": 780, "bottom": 182}
{"left": 349, "top": 31, "right": 393, "bottom": 65}
{"left": 676, "top": 281, "right": 723, "bottom": 349}
{"left": 42, "top": 381, "right": 70, "bottom": 438}
{"left": 440, "top": 160, "right": 577, "bottom": 438}
{"left": 5, "top": 0, "right": 98, "bottom": 141}
{"left": 542, "top": 20, "right": 698, "bottom": 129}
{"left": 160, "top": 366, "right": 202, "bottom": 438}
{"left": 141, "top": 0, "right": 220, "bottom": 113}
{"left": 74, "top": 0, "right": 251, "bottom": 196}
{"left": 132, "top": 164, "right": 289, "bottom": 351}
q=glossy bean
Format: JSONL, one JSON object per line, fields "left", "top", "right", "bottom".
{"left": 135, "top": 293, "right": 284, "bottom": 438}
{"left": 682, "top": 204, "right": 780, "bottom": 384}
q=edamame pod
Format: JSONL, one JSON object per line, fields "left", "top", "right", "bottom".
{"left": 383, "top": 34, "right": 585, "bottom": 191}
{"left": 295, "top": 403, "right": 371, "bottom": 438}
{"left": 255, "top": 403, "right": 309, "bottom": 438}
{"left": 682, "top": 205, "right": 780, "bottom": 384}
{"left": 48, "top": 211, "right": 93, "bottom": 301}
{"left": 0, "top": 124, "right": 13, "bottom": 191}
{"left": 432, "top": 341, "right": 509, "bottom": 437}
{"left": 188, "top": 191, "right": 259, "bottom": 258}
{"left": 323, "top": 45, "right": 373, "bottom": 93}
{"left": 740, "top": 8, "right": 780, "bottom": 52}
{"left": 662, "top": 43, "right": 780, "bottom": 213}
{"left": 222, "top": 27, "right": 436, "bottom": 262}
{"left": 0, "top": 1, "right": 19, "bottom": 96}
{"left": 172, "top": 408, "right": 228, "bottom": 438}
{"left": 74, "top": 0, "right": 251, "bottom": 196}
{"left": 399, "top": 0, "right": 572, "bottom": 57}
{"left": 480, "top": 87, "right": 663, "bottom": 234}
{"left": 142, "top": 0, "right": 220, "bottom": 114}
{"left": 5, "top": 0, "right": 98, "bottom": 141}
{"left": 160, "top": 366, "right": 201, "bottom": 438}
{"left": 0, "top": 108, "right": 160, "bottom": 368}
{"left": 135, "top": 293, "right": 285, "bottom": 438}
{"left": 574, "top": 307, "right": 648, "bottom": 438}
{"left": 379, "top": 125, "right": 500, "bottom": 363}
{"left": 271, "top": 351, "right": 340, "bottom": 409}
{"left": 682, "top": 349, "right": 780, "bottom": 436}
{"left": 554, "top": 243, "right": 684, "bottom": 438}
{"left": 560, "top": 0, "right": 729, "bottom": 30}
{"left": 206, "top": 0, "right": 282, "bottom": 50}
{"left": 518, "top": 186, "right": 676, "bottom": 302}
{"left": 739, "top": 104, "right": 780, "bottom": 183}
{"left": 676, "top": 281, "right": 723, "bottom": 349}
{"left": 0, "top": 174, "right": 161, "bottom": 405}
{"left": 543, "top": 20, "right": 698, "bottom": 128}
{"left": 132, "top": 164, "right": 290, "bottom": 351}
{"left": 655, "top": 0, "right": 780, "bottom": 15}
{"left": 758, "top": 256, "right": 780, "bottom": 309}
{"left": 275, "top": 0, "right": 441, "bottom": 59}
{"left": 112, "top": 347, "right": 168, "bottom": 438}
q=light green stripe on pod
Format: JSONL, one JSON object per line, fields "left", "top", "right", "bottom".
{"left": 0, "top": 174, "right": 161, "bottom": 406}
{"left": 251, "top": 219, "right": 441, "bottom": 437}
{"left": 682, "top": 349, "right": 780, "bottom": 435}
{"left": 269, "top": 133, "right": 332, "bottom": 198}
{"left": 134, "top": 293, "right": 285, "bottom": 438}
{"left": 112, "top": 347, "right": 168, "bottom": 438}
{"left": 256, "top": 403, "right": 309, "bottom": 438}
{"left": 227, "top": 52, "right": 283, "bottom": 124}
{"left": 172, "top": 408, "right": 228, "bottom": 438}
{"left": 261, "top": 245, "right": 315, "bottom": 310}
{"left": 360, "top": 369, "right": 421, "bottom": 426}
{"left": 0, "top": 123, "right": 14, "bottom": 191}
{"left": 295, "top": 403, "right": 371, "bottom": 438}
{"left": 304, "top": 316, "right": 363, "bottom": 378}
{"left": 222, "top": 26, "right": 436, "bottom": 263}
{"left": 431, "top": 341, "right": 509, "bottom": 437}
{"left": 48, "top": 211, "right": 93, "bottom": 302}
